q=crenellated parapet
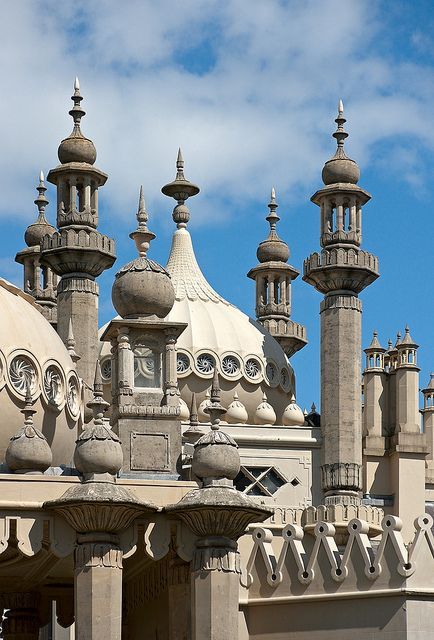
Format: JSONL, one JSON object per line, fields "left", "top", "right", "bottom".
{"left": 303, "top": 247, "right": 379, "bottom": 294}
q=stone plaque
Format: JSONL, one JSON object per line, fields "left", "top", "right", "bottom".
{"left": 130, "top": 432, "right": 170, "bottom": 471}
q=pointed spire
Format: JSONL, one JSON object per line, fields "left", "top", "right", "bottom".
{"left": 311, "top": 402, "right": 317, "bottom": 413}
{"left": 266, "top": 186, "right": 280, "bottom": 231}
{"left": 426, "top": 373, "right": 434, "bottom": 390}
{"left": 69, "top": 76, "right": 85, "bottom": 133}
{"left": 189, "top": 392, "right": 199, "bottom": 427}
{"left": 400, "top": 324, "right": 418, "bottom": 346}
{"left": 204, "top": 368, "right": 226, "bottom": 429}
{"left": 395, "top": 331, "right": 402, "bottom": 347}
{"left": 66, "top": 319, "right": 80, "bottom": 363}
{"left": 34, "top": 170, "right": 49, "bottom": 223}
{"left": 86, "top": 360, "right": 109, "bottom": 426}
{"left": 332, "top": 98, "right": 349, "bottom": 157}
{"left": 161, "top": 149, "right": 200, "bottom": 228}
{"left": 22, "top": 376, "right": 37, "bottom": 426}
{"left": 129, "top": 186, "right": 156, "bottom": 257}
{"left": 365, "top": 330, "right": 384, "bottom": 352}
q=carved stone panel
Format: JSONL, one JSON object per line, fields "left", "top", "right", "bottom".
{"left": 130, "top": 432, "right": 170, "bottom": 472}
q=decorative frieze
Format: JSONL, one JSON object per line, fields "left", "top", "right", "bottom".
{"left": 320, "top": 294, "right": 362, "bottom": 312}
{"left": 75, "top": 542, "right": 123, "bottom": 570}
{"left": 58, "top": 277, "right": 99, "bottom": 295}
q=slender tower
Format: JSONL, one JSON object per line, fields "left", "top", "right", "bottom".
{"left": 248, "top": 188, "right": 307, "bottom": 357}
{"left": 15, "top": 172, "right": 58, "bottom": 327}
{"left": 41, "top": 79, "right": 116, "bottom": 387}
{"left": 303, "top": 101, "right": 379, "bottom": 508}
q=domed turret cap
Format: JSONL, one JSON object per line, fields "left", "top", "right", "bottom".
{"left": 282, "top": 395, "right": 305, "bottom": 426}
{"left": 24, "top": 172, "right": 56, "bottom": 247}
{"left": 322, "top": 100, "right": 360, "bottom": 186}
{"left": 257, "top": 188, "right": 290, "bottom": 263}
{"left": 112, "top": 187, "right": 175, "bottom": 319}
{"left": 58, "top": 78, "right": 97, "bottom": 165}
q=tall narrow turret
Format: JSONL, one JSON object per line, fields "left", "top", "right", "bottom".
{"left": 15, "top": 172, "right": 58, "bottom": 327}
{"left": 303, "top": 101, "right": 379, "bottom": 507}
{"left": 40, "top": 79, "right": 116, "bottom": 388}
{"left": 248, "top": 189, "right": 307, "bottom": 357}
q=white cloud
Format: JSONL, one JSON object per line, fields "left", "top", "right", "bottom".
{"left": 1, "top": 0, "right": 434, "bottom": 230}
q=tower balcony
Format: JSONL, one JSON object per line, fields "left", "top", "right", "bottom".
{"left": 303, "top": 247, "right": 379, "bottom": 295}
{"left": 263, "top": 317, "right": 308, "bottom": 357}
{"left": 40, "top": 228, "right": 116, "bottom": 277}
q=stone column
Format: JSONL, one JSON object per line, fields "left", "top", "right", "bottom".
{"left": 74, "top": 535, "right": 123, "bottom": 640}
{"left": 191, "top": 536, "right": 240, "bottom": 640}
{"left": 320, "top": 293, "right": 363, "bottom": 503}
{"left": 164, "top": 329, "right": 178, "bottom": 406}
{"left": 57, "top": 277, "right": 99, "bottom": 387}
{"left": 1, "top": 594, "right": 40, "bottom": 640}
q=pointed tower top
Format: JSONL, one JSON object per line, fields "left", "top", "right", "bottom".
{"left": 161, "top": 149, "right": 200, "bottom": 228}
{"left": 24, "top": 173, "right": 55, "bottom": 247}
{"left": 57, "top": 78, "right": 97, "bottom": 165}
{"left": 426, "top": 373, "right": 434, "bottom": 391}
{"left": 204, "top": 368, "right": 226, "bottom": 429}
{"left": 399, "top": 325, "right": 418, "bottom": 348}
{"left": 257, "top": 187, "right": 290, "bottom": 263}
{"left": 66, "top": 318, "right": 80, "bottom": 363}
{"left": 321, "top": 100, "right": 360, "bottom": 186}
{"left": 129, "top": 186, "right": 156, "bottom": 257}
{"left": 365, "top": 329, "right": 384, "bottom": 352}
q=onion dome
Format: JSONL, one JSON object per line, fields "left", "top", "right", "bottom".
{"left": 322, "top": 100, "right": 360, "bottom": 186}
{"left": 192, "top": 370, "right": 240, "bottom": 485}
{"left": 257, "top": 188, "right": 290, "bottom": 263}
{"left": 226, "top": 392, "right": 248, "bottom": 424}
{"left": 198, "top": 390, "right": 211, "bottom": 422}
{"left": 112, "top": 187, "right": 175, "bottom": 319}
{"left": 58, "top": 78, "right": 97, "bottom": 165}
{"left": 24, "top": 172, "right": 56, "bottom": 247}
{"left": 5, "top": 381, "right": 52, "bottom": 474}
{"left": 254, "top": 393, "right": 277, "bottom": 425}
{"left": 178, "top": 396, "right": 190, "bottom": 421}
{"left": 74, "top": 362, "right": 122, "bottom": 478}
{"left": 282, "top": 395, "right": 305, "bottom": 426}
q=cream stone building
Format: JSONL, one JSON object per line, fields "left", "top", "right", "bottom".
{"left": 0, "top": 81, "right": 433, "bottom": 640}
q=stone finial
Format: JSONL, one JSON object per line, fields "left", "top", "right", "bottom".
{"left": 161, "top": 149, "right": 200, "bottom": 228}
{"left": 192, "top": 369, "right": 240, "bottom": 486}
{"left": 256, "top": 187, "right": 290, "bottom": 263}
{"left": 311, "top": 402, "right": 317, "bottom": 413}
{"left": 129, "top": 186, "right": 156, "bottom": 257}
{"left": 365, "top": 330, "right": 385, "bottom": 353}
{"left": 190, "top": 392, "right": 199, "bottom": 428}
{"left": 426, "top": 373, "right": 434, "bottom": 390}
{"left": 112, "top": 187, "right": 174, "bottom": 320}
{"left": 66, "top": 318, "right": 80, "bottom": 363}
{"left": 198, "top": 390, "right": 211, "bottom": 422}
{"left": 322, "top": 99, "right": 360, "bottom": 185}
{"left": 74, "top": 361, "right": 122, "bottom": 480}
{"left": 204, "top": 368, "right": 227, "bottom": 428}
{"left": 58, "top": 78, "right": 97, "bottom": 165}
{"left": 24, "top": 172, "right": 56, "bottom": 247}
{"left": 395, "top": 331, "right": 402, "bottom": 347}
{"left": 5, "top": 379, "right": 52, "bottom": 474}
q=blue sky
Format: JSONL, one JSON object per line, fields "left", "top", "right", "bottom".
{"left": 0, "top": 0, "right": 432, "bottom": 410}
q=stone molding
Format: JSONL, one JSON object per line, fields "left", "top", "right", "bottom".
{"left": 193, "top": 545, "right": 241, "bottom": 574}
{"left": 320, "top": 294, "right": 362, "bottom": 312}
{"left": 58, "top": 277, "right": 99, "bottom": 295}
{"left": 75, "top": 542, "right": 123, "bottom": 569}
{"left": 321, "top": 462, "right": 362, "bottom": 492}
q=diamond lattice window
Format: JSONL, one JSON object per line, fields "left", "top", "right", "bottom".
{"left": 234, "top": 466, "right": 287, "bottom": 497}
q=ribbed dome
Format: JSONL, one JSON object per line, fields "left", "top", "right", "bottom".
{"left": 0, "top": 279, "right": 81, "bottom": 466}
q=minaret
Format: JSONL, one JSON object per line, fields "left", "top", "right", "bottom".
{"left": 247, "top": 188, "right": 307, "bottom": 357}
{"left": 423, "top": 374, "right": 434, "bottom": 483}
{"left": 303, "top": 101, "right": 379, "bottom": 507}
{"left": 363, "top": 331, "right": 387, "bottom": 443}
{"left": 395, "top": 326, "right": 420, "bottom": 434}
{"left": 40, "top": 78, "right": 116, "bottom": 387}
{"left": 15, "top": 172, "right": 58, "bottom": 327}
